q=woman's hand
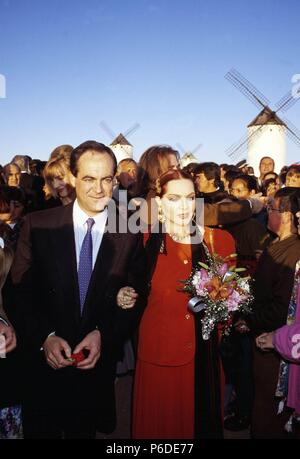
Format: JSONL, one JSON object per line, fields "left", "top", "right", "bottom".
{"left": 117, "top": 287, "right": 138, "bottom": 309}
{"left": 234, "top": 319, "right": 250, "bottom": 334}
{"left": 256, "top": 332, "right": 275, "bottom": 350}
{"left": 0, "top": 322, "right": 17, "bottom": 354}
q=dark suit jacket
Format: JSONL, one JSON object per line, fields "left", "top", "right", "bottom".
{"left": 9, "top": 202, "right": 148, "bottom": 431}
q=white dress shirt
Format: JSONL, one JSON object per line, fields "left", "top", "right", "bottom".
{"left": 73, "top": 199, "right": 108, "bottom": 270}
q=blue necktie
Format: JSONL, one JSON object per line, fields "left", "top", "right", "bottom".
{"left": 78, "top": 218, "right": 95, "bottom": 313}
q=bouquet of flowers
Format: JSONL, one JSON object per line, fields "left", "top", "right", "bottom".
{"left": 182, "top": 252, "right": 253, "bottom": 340}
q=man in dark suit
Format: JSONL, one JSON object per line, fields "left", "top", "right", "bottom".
{"left": 10, "top": 141, "right": 147, "bottom": 439}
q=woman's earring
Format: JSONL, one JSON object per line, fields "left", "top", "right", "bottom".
{"left": 158, "top": 204, "right": 166, "bottom": 223}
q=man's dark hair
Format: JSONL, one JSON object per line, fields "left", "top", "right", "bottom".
{"left": 275, "top": 187, "right": 300, "bottom": 228}
{"left": 194, "top": 162, "right": 221, "bottom": 188}
{"left": 230, "top": 174, "right": 259, "bottom": 193}
{"left": 224, "top": 169, "right": 240, "bottom": 184}
{"left": 70, "top": 141, "right": 117, "bottom": 177}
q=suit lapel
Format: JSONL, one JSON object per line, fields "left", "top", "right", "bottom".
{"left": 51, "top": 203, "right": 82, "bottom": 324}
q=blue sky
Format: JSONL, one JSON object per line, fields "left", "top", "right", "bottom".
{"left": 0, "top": 0, "right": 299, "bottom": 166}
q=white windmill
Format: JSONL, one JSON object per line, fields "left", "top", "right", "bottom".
{"left": 225, "top": 69, "right": 300, "bottom": 176}
{"left": 100, "top": 121, "right": 140, "bottom": 164}
{"left": 176, "top": 143, "right": 202, "bottom": 168}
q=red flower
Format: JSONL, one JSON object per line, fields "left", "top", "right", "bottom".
{"left": 70, "top": 351, "right": 85, "bottom": 366}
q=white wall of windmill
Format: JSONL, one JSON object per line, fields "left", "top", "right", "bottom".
{"left": 247, "top": 124, "right": 286, "bottom": 176}
{"left": 180, "top": 153, "right": 197, "bottom": 168}
{"left": 110, "top": 144, "right": 133, "bottom": 164}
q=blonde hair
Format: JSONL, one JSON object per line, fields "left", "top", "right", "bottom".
{"left": 43, "top": 156, "right": 72, "bottom": 199}
{"left": 49, "top": 144, "right": 73, "bottom": 161}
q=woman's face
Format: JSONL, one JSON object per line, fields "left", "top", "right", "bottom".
{"left": 266, "top": 182, "right": 280, "bottom": 197}
{"left": 286, "top": 170, "right": 300, "bottom": 188}
{"left": 51, "top": 169, "right": 74, "bottom": 199}
{"left": 160, "top": 179, "right": 196, "bottom": 227}
{"left": 168, "top": 154, "right": 179, "bottom": 170}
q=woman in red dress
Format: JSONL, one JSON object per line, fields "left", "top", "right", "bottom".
{"left": 118, "top": 169, "right": 222, "bottom": 439}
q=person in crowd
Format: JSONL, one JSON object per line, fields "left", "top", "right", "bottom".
{"left": 261, "top": 178, "right": 280, "bottom": 198}
{"left": 8, "top": 141, "right": 148, "bottom": 439}
{"left": 229, "top": 174, "right": 259, "bottom": 200}
{"left": 280, "top": 166, "right": 289, "bottom": 187}
{"left": 251, "top": 188, "right": 300, "bottom": 438}
{"left": 120, "top": 168, "right": 223, "bottom": 439}
{"left": 43, "top": 154, "right": 75, "bottom": 206}
{"left": 49, "top": 144, "right": 73, "bottom": 161}
{"left": 230, "top": 174, "right": 268, "bottom": 228}
{"left": 198, "top": 171, "right": 265, "bottom": 431}
{"left": 113, "top": 158, "right": 140, "bottom": 204}
{"left": 255, "top": 209, "right": 300, "bottom": 437}
{"left": 258, "top": 156, "right": 275, "bottom": 186}
{"left": 115, "top": 158, "right": 138, "bottom": 191}
{"left": 182, "top": 162, "right": 199, "bottom": 177}
{"left": 194, "top": 162, "right": 228, "bottom": 201}
{"left": 262, "top": 171, "right": 279, "bottom": 185}
{"left": 223, "top": 169, "right": 240, "bottom": 193}
{"left": 138, "top": 148, "right": 261, "bottom": 229}
{"left": 0, "top": 187, "right": 27, "bottom": 250}
{"left": 113, "top": 158, "right": 140, "bottom": 376}
{"left": 3, "top": 163, "right": 21, "bottom": 188}
{"left": 10, "top": 155, "right": 42, "bottom": 211}
{"left": 246, "top": 166, "right": 255, "bottom": 175}
{"left": 11, "top": 155, "right": 33, "bottom": 194}
{"left": 0, "top": 230, "right": 21, "bottom": 439}
{"left": 285, "top": 164, "right": 300, "bottom": 188}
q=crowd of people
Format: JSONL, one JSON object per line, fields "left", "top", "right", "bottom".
{"left": 0, "top": 143, "right": 300, "bottom": 439}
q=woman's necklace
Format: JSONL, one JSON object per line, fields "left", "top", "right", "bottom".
{"left": 169, "top": 231, "right": 191, "bottom": 242}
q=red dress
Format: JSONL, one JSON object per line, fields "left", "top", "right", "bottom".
{"left": 132, "top": 234, "right": 195, "bottom": 439}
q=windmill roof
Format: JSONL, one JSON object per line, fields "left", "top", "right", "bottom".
{"left": 181, "top": 152, "right": 197, "bottom": 160}
{"left": 248, "top": 106, "right": 286, "bottom": 127}
{"left": 110, "top": 133, "right": 132, "bottom": 146}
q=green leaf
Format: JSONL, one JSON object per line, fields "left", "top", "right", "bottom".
{"left": 198, "top": 262, "right": 209, "bottom": 269}
{"left": 225, "top": 273, "right": 237, "bottom": 281}
{"left": 234, "top": 268, "right": 246, "bottom": 272}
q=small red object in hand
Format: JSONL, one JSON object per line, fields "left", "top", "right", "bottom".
{"left": 69, "top": 351, "right": 85, "bottom": 366}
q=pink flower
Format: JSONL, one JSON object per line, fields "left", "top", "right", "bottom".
{"left": 217, "top": 263, "right": 229, "bottom": 277}
{"left": 227, "top": 290, "right": 242, "bottom": 312}
{"left": 193, "top": 269, "right": 210, "bottom": 296}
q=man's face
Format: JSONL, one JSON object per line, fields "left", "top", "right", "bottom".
{"left": 117, "top": 161, "right": 137, "bottom": 190}
{"left": 230, "top": 179, "right": 251, "bottom": 199}
{"left": 6, "top": 165, "right": 21, "bottom": 187}
{"left": 195, "top": 172, "right": 213, "bottom": 193}
{"left": 260, "top": 158, "right": 274, "bottom": 176}
{"left": 11, "top": 200, "right": 24, "bottom": 221}
{"left": 267, "top": 198, "right": 284, "bottom": 234}
{"left": 73, "top": 151, "right": 115, "bottom": 216}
